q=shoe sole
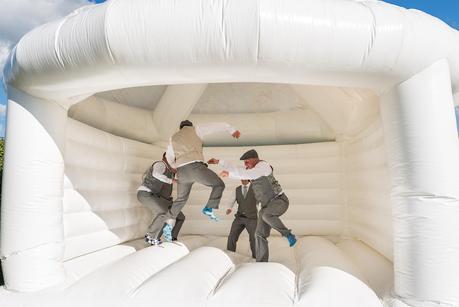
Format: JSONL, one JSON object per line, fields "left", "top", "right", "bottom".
{"left": 202, "top": 211, "right": 219, "bottom": 222}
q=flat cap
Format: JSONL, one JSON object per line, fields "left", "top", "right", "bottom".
{"left": 179, "top": 120, "right": 193, "bottom": 129}
{"left": 240, "top": 149, "right": 259, "bottom": 160}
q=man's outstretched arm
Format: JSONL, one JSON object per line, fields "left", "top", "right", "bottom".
{"left": 208, "top": 159, "right": 271, "bottom": 180}
{"left": 195, "top": 122, "right": 241, "bottom": 139}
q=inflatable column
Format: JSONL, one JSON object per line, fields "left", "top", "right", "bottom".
{"left": 381, "top": 59, "right": 459, "bottom": 306}
{"left": 0, "top": 88, "right": 66, "bottom": 291}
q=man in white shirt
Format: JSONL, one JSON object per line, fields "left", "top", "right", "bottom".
{"left": 225, "top": 179, "right": 258, "bottom": 258}
{"left": 163, "top": 120, "right": 241, "bottom": 241}
{"left": 208, "top": 149, "right": 296, "bottom": 262}
{"left": 137, "top": 153, "right": 185, "bottom": 245}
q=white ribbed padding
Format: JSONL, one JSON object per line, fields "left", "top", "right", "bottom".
{"left": 62, "top": 243, "right": 189, "bottom": 301}
{"left": 179, "top": 142, "right": 343, "bottom": 236}
{"left": 132, "top": 247, "right": 234, "bottom": 305}
{"left": 345, "top": 119, "right": 393, "bottom": 260}
{"left": 63, "top": 119, "right": 162, "bottom": 260}
{"left": 210, "top": 262, "right": 295, "bottom": 307}
{"left": 295, "top": 237, "right": 381, "bottom": 307}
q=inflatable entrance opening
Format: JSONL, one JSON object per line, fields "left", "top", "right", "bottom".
{"left": 1, "top": 1, "right": 459, "bottom": 306}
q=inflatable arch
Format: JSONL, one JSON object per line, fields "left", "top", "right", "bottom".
{"left": 1, "top": 0, "right": 459, "bottom": 306}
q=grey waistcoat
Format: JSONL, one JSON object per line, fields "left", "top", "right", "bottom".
{"left": 142, "top": 161, "right": 173, "bottom": 198}
{"left": 251, "top": 165, "right": 283, "bottom": 207}
{"left": 235, "top": 185, "right": 258, "bottom": 219}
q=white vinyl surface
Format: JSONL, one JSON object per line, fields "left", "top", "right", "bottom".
{"left": 1, "top": 0, "right": 459, "bottom": 306}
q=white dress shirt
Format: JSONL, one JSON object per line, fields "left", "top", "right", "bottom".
{"left": 218, "top": 160, "right": 272, "bottom": 180}
{"left": 137, "top": 161, "right": 173, "bottom": 192}
{"left": 219, "top": 160, "right": 283, "bottom": 198}
{"left": 226, "top": 182, "right": 251, "bottom": 210}
{"left": 166, "top": 122, "right": 236, "bottom": 168}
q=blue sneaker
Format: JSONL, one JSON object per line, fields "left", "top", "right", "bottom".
{"left": 287, "top": 233, "right": 297, "bottom": 247}
{"left": 162, "top": 224, "right": 173, "bottom": 242}
{"left": 202, "top": 207, "right": 219, "bottom": 222}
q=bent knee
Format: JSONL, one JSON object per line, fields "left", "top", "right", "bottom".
{"left": 255, "top": 231, "right": 268, "bottom": 239}
{"left": 261, "top": 211, "right": 274, "bottom": 221}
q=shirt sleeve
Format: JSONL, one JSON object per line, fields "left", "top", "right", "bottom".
{"left": 226, "top": 189, "right": 237, "bottom": 210}
{"left": 218, "top": 160, "right": 272, "bottom": 180}
{"left": 165, "top": 141, "right": 176, "bottom": 168}
{"left": 195, "top": 122, "right": 237, "bottom": 139}
{"left": 152, "top": 162, "right": 173, "bottom": 184}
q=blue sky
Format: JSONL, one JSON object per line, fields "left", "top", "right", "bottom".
{"left": 0, "top": 0, "right": 458, "bottom": 137}
{"left": 384, "top": 0, "right": 459, "bottom": 30}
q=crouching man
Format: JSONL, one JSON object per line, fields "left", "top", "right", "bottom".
{"left": 137, "top": 153, "right": 185, "bottom": 245}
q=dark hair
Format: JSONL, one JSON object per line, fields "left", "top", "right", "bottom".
{"left": 179, "top": 120, "right": 193, "bottom": 129}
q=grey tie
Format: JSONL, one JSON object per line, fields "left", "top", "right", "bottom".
{"left": 242, "top": 185, "right": 248, "bottom": 198}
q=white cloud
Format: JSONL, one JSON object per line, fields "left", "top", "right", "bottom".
{"left": 0, "top": 0, "right": 90, "bottom": 69}
{"left": 0, "top": 104, "right": 6, "bottom": 116}
{"left": 0, "top": 40, "right": 13, "bottom": 72}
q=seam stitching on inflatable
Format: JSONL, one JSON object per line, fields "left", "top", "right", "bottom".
{"left": 103, "top": 0, "right": 116, "bottom": 65}
{"left": 1, "top": 241, "right": 62, "bottom": 260}
{"left": 255, "top": 0, "right": 260, "bottom": 61}
{"left": 208, "top": 265, "right": 234, "bottom": 298}
{"left": 221, "top": 0, "right": 228, "bottom": 59}
{"left": 358, "top": 2, "right": 377, "bottom": 66}
{"left": 292, "top": 245, "right": 300, "bottom": 303}
{"left": 54, "top": 16, "right": 70, "bottom": 70}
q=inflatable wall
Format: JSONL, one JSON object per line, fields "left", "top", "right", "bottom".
{"left": 1, "top": 1, "right": 459, "bottom": 306}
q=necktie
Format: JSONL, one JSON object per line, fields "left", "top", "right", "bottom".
{"left": 242, "top": 185, "right": 248, "bottom": 198}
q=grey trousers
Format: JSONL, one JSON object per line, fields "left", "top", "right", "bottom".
{"left": 255, "top": 193, "right": 290, "bottom": 262}
{"left": 170, "top": 162, "right": 225, "bottom": 219}
{"left": 227, "top": 216, "right": 257, "bottom": 258}
{"left": 137, "top": 191, "right": 186, "bottom": 240}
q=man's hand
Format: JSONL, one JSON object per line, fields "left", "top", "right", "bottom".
{"left": 220, "top": 170, "right": 229, "bottom": 178}
{"left": 207, "top": 158, "right": 220, "bottom": 165}
{"left": 232, "top": 130, "right": 241, "bottom": 139}
{"left": 172, "top": 179, "right": 178, "bottom": 184}
{"left": 226, "top": 208, "right": 232, "bottom": 215}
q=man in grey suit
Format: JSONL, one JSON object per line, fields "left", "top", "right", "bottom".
{"left": 209, "top": 149, "right": 297, "bottom": 262}
{"left": 226, "top": 180, "right": 258, "bottom": 259}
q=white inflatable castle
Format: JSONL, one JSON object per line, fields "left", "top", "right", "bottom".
{"left": 1, "top": 0, "right": 459, "bottom": 306}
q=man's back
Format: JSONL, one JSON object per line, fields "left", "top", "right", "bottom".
{"left": 171, "top": 126, "right": 204, "bottom": 165}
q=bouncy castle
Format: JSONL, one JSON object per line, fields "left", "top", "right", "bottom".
{"left": 1, "top": 0, "right": 459, "bottom": 306}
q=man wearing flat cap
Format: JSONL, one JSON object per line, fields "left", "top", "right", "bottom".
{"left": 208, "top": 149, "right": 297, "bottom": 262}
{"left": 161, "top": 120, "right": 241, "bottom": 241}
